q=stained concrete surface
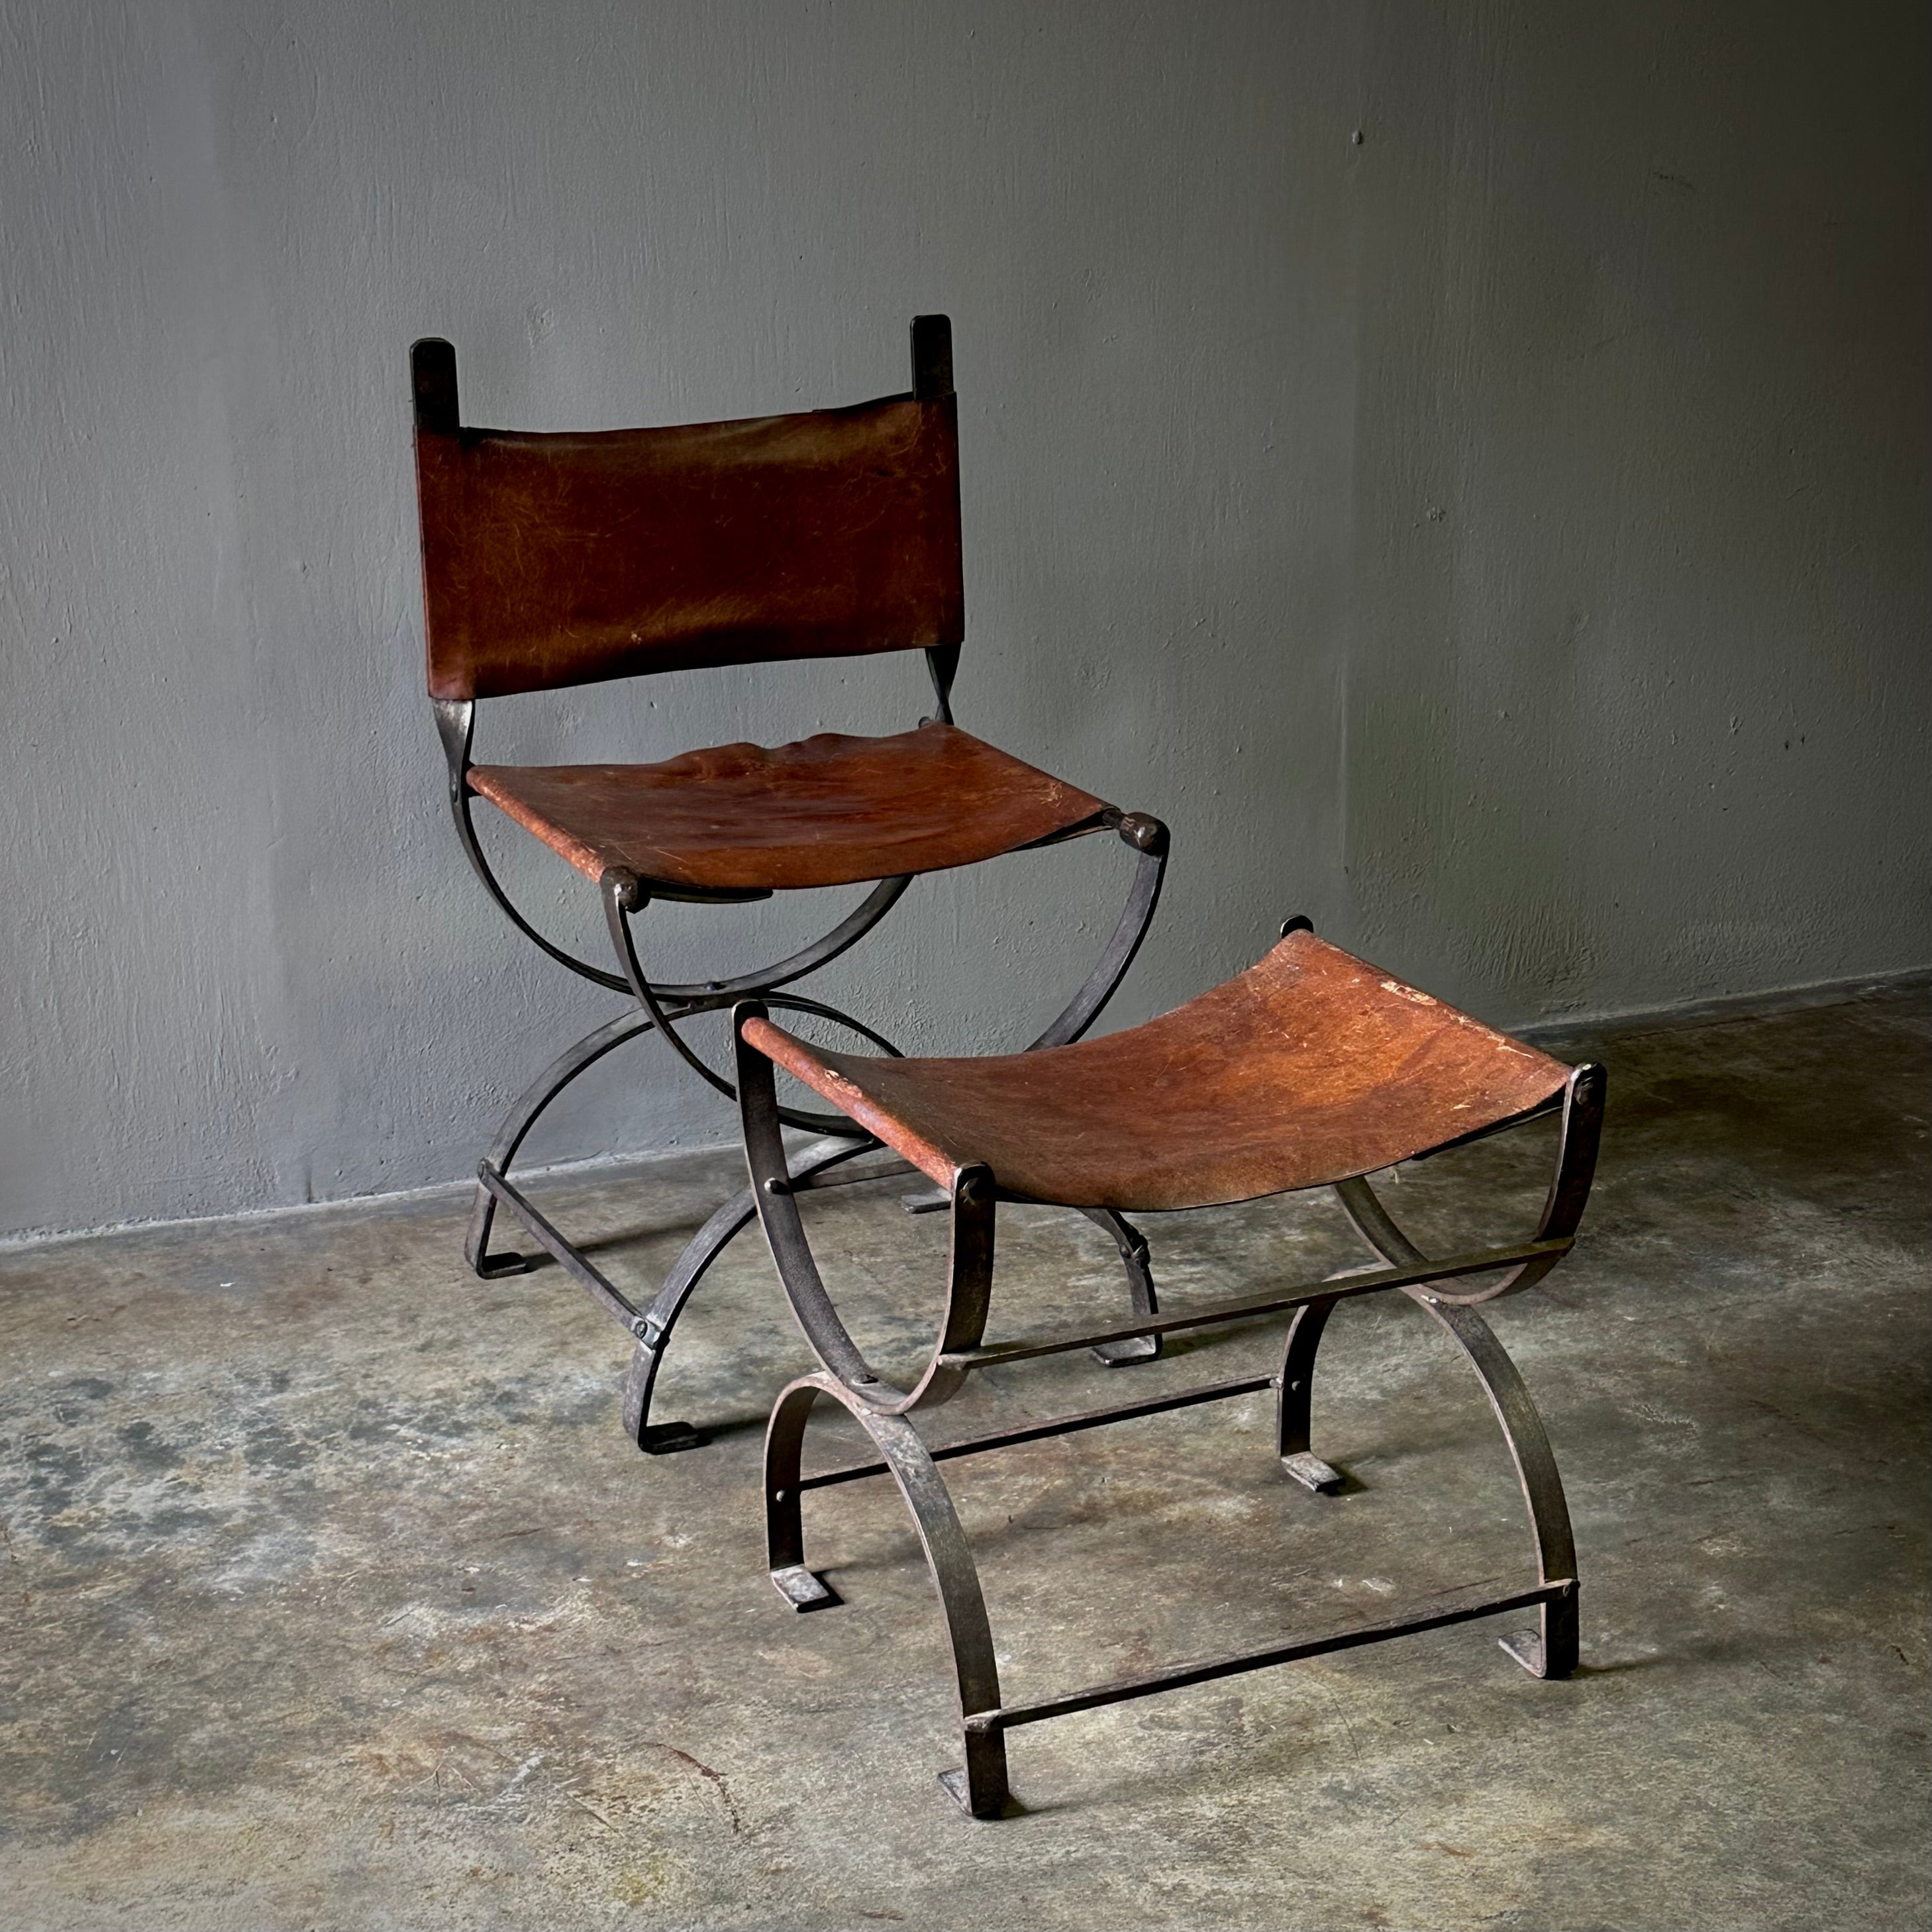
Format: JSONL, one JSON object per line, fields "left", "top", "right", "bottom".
{"left": 1, "top": 983, "right": 1927, "bottom": 1929}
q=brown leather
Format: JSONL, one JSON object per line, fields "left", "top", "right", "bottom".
{"left": 416, "top": 395, "right": 963, "bottom": 700}
{"left": 742, "top": 933, "right": 1574, "bottom": 1210}
{"left": 468, "top": 722, "right": 1111, "bottom": 892}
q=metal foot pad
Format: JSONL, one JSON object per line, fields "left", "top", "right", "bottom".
{"left": 1500, "top": 1629, "right": 1549, "bottom": 1677}
{"left": 771, "top": 1564, "right": 841, "bottom": 1613}
{"left": 472, "top": 1251, "right": 534, "bottom": 1279}
{"left": 1281, "top": 1451, "right": 1344, "bottom": 1494}
{"left": 938, "top": 1768, "right": 1023, "bottom": 1819}
{"left": 637, "top": 1420, "right": 709, "bottom": 1455}
{"left": 901, "top": 1186, "right": 950, "bottom": 1215}
{"left": 1091, "top": 1334, "right": 1162, "bottom": 1367}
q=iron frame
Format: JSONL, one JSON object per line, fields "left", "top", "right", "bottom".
{"left": 436, "top": 678, "right": 1172, "bottom": 1452}
{"left": 737, "top": 1003, "right": 1605, "bottom": 1817}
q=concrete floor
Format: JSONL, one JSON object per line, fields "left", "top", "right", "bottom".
{"left": 2, "top": 983, "right": 1927, "bottom": 1930}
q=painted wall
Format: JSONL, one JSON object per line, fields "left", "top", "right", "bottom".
{"left": 3, "top": 1, "right": 1927, "bottom": 1240}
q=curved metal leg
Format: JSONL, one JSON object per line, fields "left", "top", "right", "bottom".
{"left": 1332, "top": 1064, "right": 1606, "bottom": 1307}
{"left": 1028, "top": 815, "right": 1169, "bottom": 1048}
{"left": 1417, "top": 1299, "right": 1580, "bottom": 1678}
{"left": 764, "top": 1374, "right": 1012, "bottom": 1817}
{"left": 448, "top": 695, "right": 1178, "bottom": 1444}
{"left": 1333, "top": 1172, "right": 1580, "bottom": 1678}
{"left": 1034, "top": 816, "right": 1169, "bottom": 1364}
{"left": 739, "top": 1005, "right": 997, "bottom": 1417}
{"left": 897, "top": 1197, "right": 1162, "bottom": 1366}
{"left": 1276, "top": 1294, "right": 1344, "bottom": 1493}
{"left": 621, "top": 1136, "right": 878, "bottom": 1452}
{"left": 603, "top": 870, "right": 900, "bottom": 1139}
{"left": 1080, "top": 1208, "right": 1164, "bottom": 1365}
{"left": 464, "top": 1009, "right": 658, "bottom": 1278}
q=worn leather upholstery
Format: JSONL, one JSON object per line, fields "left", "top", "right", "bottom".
{"left": 416, "top": 395, "right": 962, "bottom": 701}
{"left": 742, "top": 932, "right": 1574, "bottom": 1211}
{"left": 468, "top": 723, "right": 1110, "bottom": 892}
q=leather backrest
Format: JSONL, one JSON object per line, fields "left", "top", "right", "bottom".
{"left": 412, "top": 342, "right": 964, "bottom": 701}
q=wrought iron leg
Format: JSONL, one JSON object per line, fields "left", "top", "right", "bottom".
{"left": 1276, "top": 1294, "right": 1345, "bottom": 1493}
{"left": 621, "top": 1137, "right": 879, "bottom": 1453}
{"left": 1080, "top": 1208, "right": 1163, "bottom": 1366}
{"left": 1420, "top": 1299, "right": 1580, "bottom": 1679}
{"left": 465, "top": 1010, "right": 658, "bottom": 1278}
{"left": 764, "top": 1374, "right": 1013, "bottom": 1818}
{"left": 1028, "top": 815, "right": 1168, "bottom": 1368}
{"left": 900, "top": 1196, "right": 1162, "bottom": 1364}
{"left": 442, "top": 697, "right": 1182, "bottom": 1451}
{"left": 1333, "top": 1174, "right": 1580, "bottom": 1679}
{"left": 462, "top": 821, "right": 1175, "bottom": 1447}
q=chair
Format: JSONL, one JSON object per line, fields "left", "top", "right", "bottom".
{"left": 733, "top": 925, "right": 1607, "bottom": 1817}
{"left": 409, "top": 316, "right": 1169, "bottom": 1454}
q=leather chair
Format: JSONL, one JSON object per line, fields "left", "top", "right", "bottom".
{"left": 409, "top": 316, "right": 1169, "bottom": 1453}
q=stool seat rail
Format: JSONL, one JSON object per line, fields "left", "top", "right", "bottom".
{"left": 791, "top": 1370, "right": 1278, "bottom": 1494}
{"left": 937, "top": 1235, "right": 1573, "bottom": 1374}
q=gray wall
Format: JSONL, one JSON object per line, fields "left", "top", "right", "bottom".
{"left": 3, "top": 0, "right": 1927, "bottom": 1241}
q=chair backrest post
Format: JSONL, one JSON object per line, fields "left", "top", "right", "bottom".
{"left": 911, "top": 315, "right": 953, "bottom": 401}
{"left": 412, "top": 338, "right": 460, "bottom": 436}
{"left": 912, "top": 316, "right": 958, "bottom": 719}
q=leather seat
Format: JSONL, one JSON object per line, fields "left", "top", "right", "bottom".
{"left": 468, "top": 721, "right": 1110, "bottom": 894}
{"left": 740, "top": 931, "right": 1572, "bottom": 1210}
